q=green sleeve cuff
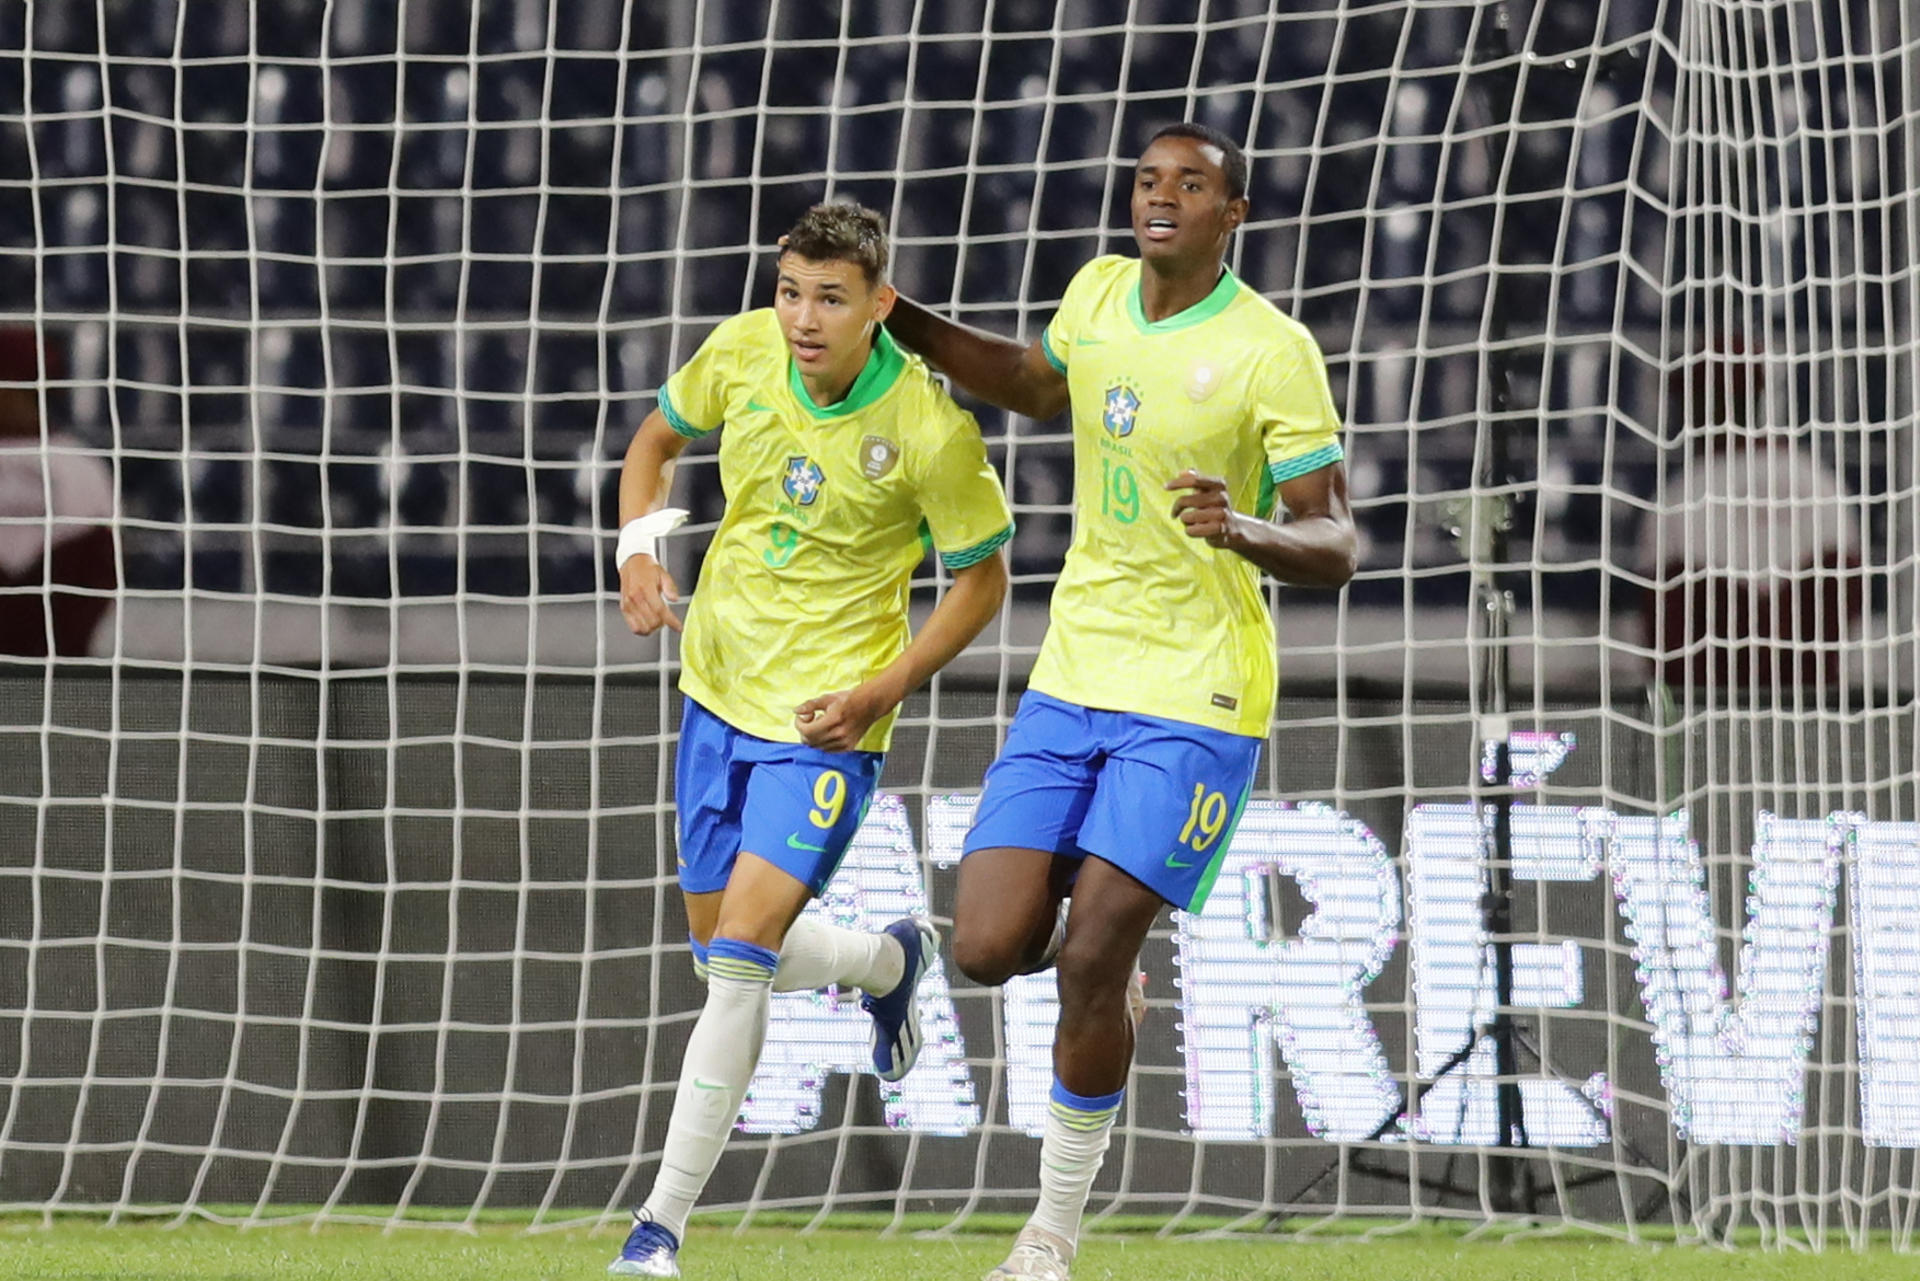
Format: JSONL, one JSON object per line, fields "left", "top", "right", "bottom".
{"left": 1268, "top": 442, "right": 1344, "bottom": 484}
{"left": 939, "top": 523, "right": 1014, "bottom": 571}
{"left": 657, "top": 386, "right": 711, "bottom": 438}
{"left": 1040, "top": 330, "right": 1067, "bottom": 374}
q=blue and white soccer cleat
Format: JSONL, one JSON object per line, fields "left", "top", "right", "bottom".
{"left": 608, "top": 1211, "right": 681, "bottom": 1277}
{"left": 862, "top": 917, "right": 938, "bottom": 1082}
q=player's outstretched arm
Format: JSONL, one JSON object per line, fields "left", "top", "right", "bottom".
{"left": 886, "top": 295, "right": 1068, "bottom": 421}
{"left": 793, "top": 549, "right": 1010, "bottom": 751}
{"left": 1168, "top": 463, "right": 1357, "bottom": 588}
{"left": 617, "top": 409, "right": 693, "bottom": 635}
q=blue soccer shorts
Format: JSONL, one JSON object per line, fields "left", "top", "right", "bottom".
{"left": 961, "top": 690, "right": 1262, "bottom": 912}
{"left": 674, "top": 697, "right": 884, "bottom": 896}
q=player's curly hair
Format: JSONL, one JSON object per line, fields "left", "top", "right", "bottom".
{"left": 781, "top": 201, "right": 890, "bottom": 286}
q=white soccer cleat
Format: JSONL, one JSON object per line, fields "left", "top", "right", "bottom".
{"left": 984, "top": 1224, "right": 1075, "bottom": 1281}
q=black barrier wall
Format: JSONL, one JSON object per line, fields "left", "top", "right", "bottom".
{"left": 1, "top": 669, "right": 1915, "bottom": 1225}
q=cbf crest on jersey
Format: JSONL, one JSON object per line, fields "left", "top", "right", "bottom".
{"left": 783, "top": 455, "right": 825, "bottom": 505}
{"left": 1102, "top": 381, "right": 1141, "bottom": 438}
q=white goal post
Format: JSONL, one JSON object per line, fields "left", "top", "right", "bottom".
{"left": 1, "top": 0, "right": 1918, "bottom": 1250}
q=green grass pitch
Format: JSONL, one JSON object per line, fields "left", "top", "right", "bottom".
{"left": 7, "top": 1217, "right": 1916, "bottom": 1281}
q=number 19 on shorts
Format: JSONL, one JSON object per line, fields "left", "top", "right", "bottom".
{"left": 1179, "top": 782, "right": 1229, "bottom": 852}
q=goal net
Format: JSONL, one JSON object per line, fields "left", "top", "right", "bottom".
{"left": 2, "top": 0, "right": 1917, "bottom": 1250}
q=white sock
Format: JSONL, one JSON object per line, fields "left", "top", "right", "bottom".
{"left": 640, "top": 937, "right": 778, "bottom": 1240}
{"left": 771, "top": 917, "right": 904, "bottom": 995}
{"left": 1025, "top": 1079, "right": 1123, "bottom": 1247}
{"left": 1020, "top": 902, "right": 1068, "bottom": 976}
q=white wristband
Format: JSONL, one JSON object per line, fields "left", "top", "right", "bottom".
{"left": 615, "top": 507, "right": 689, "bottom": 568}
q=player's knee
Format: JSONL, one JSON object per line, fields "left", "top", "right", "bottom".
{"left": 949, "top": 921, "right": 1022, "bottom": 987}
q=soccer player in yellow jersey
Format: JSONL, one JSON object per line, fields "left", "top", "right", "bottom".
{"left": 887, "top": 123, "right": 1356, "bottom": 1281}
{"left": 607, "top": 202, "right": 1013, "bottom": 1277}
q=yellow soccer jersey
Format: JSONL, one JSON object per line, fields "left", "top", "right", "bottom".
{"left": 656, "top": 309, "right": 1013, "bottom": 752}
{"left": 1028, "top": 255, "right": 1345, "bottom": 737}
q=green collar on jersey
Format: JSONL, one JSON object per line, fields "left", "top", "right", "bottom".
{"left": 1127, "top": 264, "right": 1241, "bottom": 333}
{"left": 787, "top": 324, "right": 906, "bottom": 418}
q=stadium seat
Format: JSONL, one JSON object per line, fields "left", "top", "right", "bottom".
{"left": 14, "top": 4, "right": 1678, "bottom": 602}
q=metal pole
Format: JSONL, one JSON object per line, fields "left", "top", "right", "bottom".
{"left": 1471, "top": 0, "right": 1527, "bottom": 1212}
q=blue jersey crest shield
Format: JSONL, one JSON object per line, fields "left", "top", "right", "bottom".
{"left": 782, "top": 455, "right": 825, "bottom": 505}
{"left": 1102, "top": 383, "right": 1140, "bottom": 438}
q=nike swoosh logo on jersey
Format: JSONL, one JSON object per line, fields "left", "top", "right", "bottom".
{"left": 746, "top": 399, "right": 776, "bottom": 413}
{"left": 787, "top": 833, "right": 829, "bottom": 853}
{"left": 1165, "top": 851, "right": 1195, "bottom": 869}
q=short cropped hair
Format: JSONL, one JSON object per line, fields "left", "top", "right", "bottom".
{"left": 1146, "top": 122, "right": 1248, "bottom": 202}
{"left": 781, "top": 201, "right": 890, "bottom": 286}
